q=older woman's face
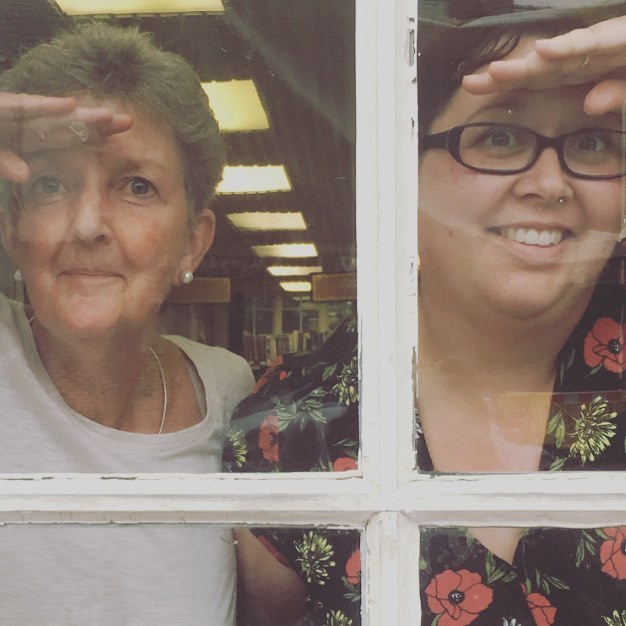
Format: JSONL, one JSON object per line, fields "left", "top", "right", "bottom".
{"left": 418, "top": 37, "right": 623, "bottom": 324}
{"left": 4, "top": 101, "right": 214, "bottom": 339}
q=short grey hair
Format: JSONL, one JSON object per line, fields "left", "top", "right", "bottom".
{"left": 0, "top": 22, "right": 225, "bottom": 220}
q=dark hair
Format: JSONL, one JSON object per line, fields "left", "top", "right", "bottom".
{"left": 0, "top": 22, "right": 225, "bottom": 221}
{"left": 417, "top": 18, "right": 583, "bottom": 133}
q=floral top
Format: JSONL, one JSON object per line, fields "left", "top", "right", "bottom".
{"left": 223, "top": 278, "right": 625, "bottom": 625}
{"left": 223, "top": 317, "right": 361, "bottom": 625}
{"left": 419, "top": 280, "right": 626, "bottom": 626}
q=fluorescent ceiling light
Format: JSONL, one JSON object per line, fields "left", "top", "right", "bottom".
{"left": 55, "top": 0, "right": 224, "bottom": 15}
{"left": 280, "top": 281, "right": 312, "bottom": 293}
{"left": 202, "top": 80, "right": 269, "bottom": 131}
{"left": 252, "top": 243, "right": 318, "bottom": 258}
{"left": 227, "top": 212, "right": 306, "bottom": 231}
{"left": 217, "top": 166, "right": 291, "bottom": 194}
{"left": 267, "top": 265, "right": 322, "bottom": 277}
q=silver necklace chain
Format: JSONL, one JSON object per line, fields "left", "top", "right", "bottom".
{"left": 149, "top": 347, "right": 167, "bottom": 434}
{"left": 28, "top": 316, "right": 166, "bottom": 433}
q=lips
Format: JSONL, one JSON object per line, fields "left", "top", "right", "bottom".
{"left": 61, "top": 269, "right": 121, "bottom": 278}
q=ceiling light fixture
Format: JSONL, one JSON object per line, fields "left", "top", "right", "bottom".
{"left": 280, "top": 281, "right": 312, "bottom": 292}
{"left": 217, "top": 165, "right": 291, "bottom": 194}
{"left": 252, "top": 243, "right": 318, "bottom": 258}
{"left": 202, "top": 80, "right": 269, "bottom": 131}
{"left": 227, "top": 212, "right": 306, "bottom": 231}
{"left": 55, "top": 0, "right": 225, "bottom": 15}
{"left": 267, "top": 266, "right": 322, "bottom": 277}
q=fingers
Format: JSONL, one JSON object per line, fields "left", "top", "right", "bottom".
{"left": 0, "top": 95, "right": 134, "bottom": 185}
{"left": 583, "top": 79, "right": 626, "bottom": 115}
{"left": 463, "top": 15, "right": 626, "bottom": 96}
{"left": 97, "top": 113, "right": 133, "bottom": 137}
{"left": 462, "top": 53, "right": 561, "bottom": 94}
{"left": 0, "top": 93, "right": 77, "bottom": 121}
{"left": 3, "top": 107, "right": 133, "bottom": 155}
{"left": 0, "top": 149, "right": 29, "bottom": 183}
{"left": 535, "top": 16, "right": 626, "bottom": 60}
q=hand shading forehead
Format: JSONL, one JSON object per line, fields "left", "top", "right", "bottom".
{"left": 432, "top": 83, "right": 622, "bottom": 134}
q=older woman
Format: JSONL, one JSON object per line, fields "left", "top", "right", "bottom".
{"left": 0, "top": 22, "right": 260, "bottom": 625}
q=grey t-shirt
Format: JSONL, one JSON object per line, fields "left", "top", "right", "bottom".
{"left": 0, "top": 293, "right": 254, "bottom": 625}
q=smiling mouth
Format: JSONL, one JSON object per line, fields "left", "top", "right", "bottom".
{"left": 491, "top": 227, "right": 571, "bottom": 247}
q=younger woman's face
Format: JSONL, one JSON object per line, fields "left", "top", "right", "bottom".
{"left": 418, "top": 37, "right": 623, "bottom": 324}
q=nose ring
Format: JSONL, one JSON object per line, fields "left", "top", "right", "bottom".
{"left": 558, "top": 197, "right": 565, "bottom": 204}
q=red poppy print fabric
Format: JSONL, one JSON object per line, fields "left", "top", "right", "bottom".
{"left": 584, "top": 317, "right": 625, "bottom": 374}
{"left": 600, "top": 527, "right": 626, "bottom": 580}
{"left": 425, "top": 569, "right": 493, "bottom": 626}
{"left": 524, "top": 592, "right": 556, "bottom": 626}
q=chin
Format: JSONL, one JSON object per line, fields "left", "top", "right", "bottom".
{"left": 488, "top": 280, "right": 594, "bottom": 323}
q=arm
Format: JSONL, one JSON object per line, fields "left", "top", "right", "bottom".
{"left": 462, "top": 14, "right": 626, "bottom": 115}
{"left": 234, "top": 528, "right": 308, "bottom": 625}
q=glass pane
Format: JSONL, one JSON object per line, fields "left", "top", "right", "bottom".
{"left": 241, "top": 527, "right": 361, "bottom": 625}
{"left": 224, "top": 314, "right": 358, "bottom": 473}
{"left": 0, "top": 523, "right": 361, "bottom": 626}
{"left": 420, "top": 525, "right": 626, "bottom": 625}
{"left": 0, "top": 0, "right": 357, "bottom": 471}
{"left": 415, "top": 1, "right": 626, "bottom": 473}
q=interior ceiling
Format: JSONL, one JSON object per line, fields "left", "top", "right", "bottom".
{"left": 0, "top": 0, "right": 356, "bottom": 296}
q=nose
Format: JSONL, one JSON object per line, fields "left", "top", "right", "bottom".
{"left": 512, "top": 146, "right": 573, "bottom": 205}
{"left": 69, "top": 178, "right": 111, "bottom": 245}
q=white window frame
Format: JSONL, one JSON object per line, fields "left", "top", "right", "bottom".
{"left": 2, "top": 1, "right": 626, "bottom": 624}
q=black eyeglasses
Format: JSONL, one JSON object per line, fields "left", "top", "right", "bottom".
{"left": 421, "top": 123, "right": 626, "bottom": 180}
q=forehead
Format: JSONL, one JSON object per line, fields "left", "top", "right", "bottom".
{"left": 96, "top": 100, "right": 180, "bottom": 161}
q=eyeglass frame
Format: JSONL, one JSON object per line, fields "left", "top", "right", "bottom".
{"left": 420, "top": 122, "right": 626, "bottom": 180}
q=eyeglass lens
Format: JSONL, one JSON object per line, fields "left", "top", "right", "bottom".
{"left": 458, "top": 125, "right": 626, "bottom": 177}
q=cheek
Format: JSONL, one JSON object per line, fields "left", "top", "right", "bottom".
{"left": 583, "top": 186, "right": 623, "bottom": 232}
{"left": 126, "top": 219, "right": 188, "bottom": 273}
{"left": 13, "top": 216, "right": 63, "bottom": 263}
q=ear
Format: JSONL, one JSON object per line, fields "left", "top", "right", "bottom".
{"left": 178, "top": 208, "right": 216, "bottom": 282}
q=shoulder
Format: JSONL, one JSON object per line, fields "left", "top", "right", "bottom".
{"left": 0, "top": 292, "right": 26, "bottom": 346}
{"left": 164, "top": 335, "right": 254, "bottom": 394}
{"left": 0, "top": 291, "right": 19, "bottom": 322}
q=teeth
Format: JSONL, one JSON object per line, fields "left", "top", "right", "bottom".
{"left": 502, "top": 228, "right": 565, "bottom": 247}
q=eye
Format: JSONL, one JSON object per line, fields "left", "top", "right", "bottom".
{"left": 483, "top": 129, "right": 517, "bottom": 147}
{"left": 573, "top": 133, "right": 608, "bottom": 153}
{"left": 32, "top": 176, "right": 63, "bottom": 195}
{"left": 128, "top": 177, "right": 154, "bottom": 195}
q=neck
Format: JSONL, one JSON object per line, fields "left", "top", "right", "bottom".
{"left": 418, "top": 290, "right": 588, "bottom": 394}
{"left": 417, "top": 292, "right": 590, "bottom": 472}
{"left": 32, "top": 322, "right": 165, "bottom": 433}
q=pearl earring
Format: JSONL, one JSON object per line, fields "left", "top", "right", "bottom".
{"left": 13, "top": 269, "right": 22, "bottom": 282}
{"left": 180, "top": 270, "right": 193, "bottom": 285}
